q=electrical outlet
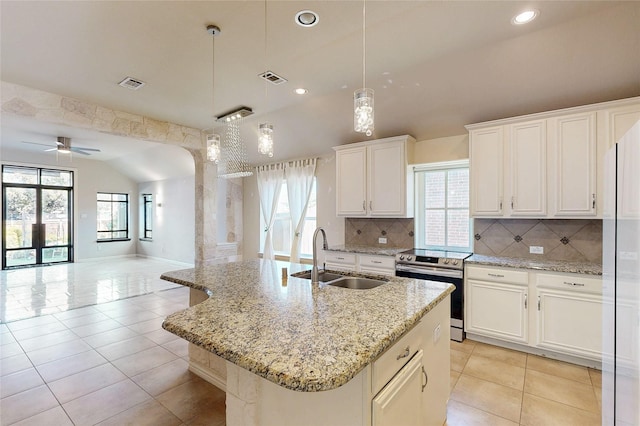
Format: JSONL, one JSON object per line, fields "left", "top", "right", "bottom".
{"left": 433, "top": 324, "right": 441, "bottom": 344}
{"left": 378, "top": 237, "right": 387, "bottom": 244}
{"left": 530, "top": 246, "right": 544, "bottom": 254}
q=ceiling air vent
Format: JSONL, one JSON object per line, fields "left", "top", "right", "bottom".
{"left": 259, "top": 71, "right": 288, "bottom": 85}
{"left": 118, "top": 77, "right": 146, "bottom": 90}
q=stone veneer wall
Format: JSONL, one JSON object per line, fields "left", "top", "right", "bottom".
{"left": 473, "top": 219, "right": 602, "bottom": 263}
{"left": 345, "top": 218, "right": 414, "bottom": 249}
{"left": 1, "top": 81, "right": 242, "bottom": 266}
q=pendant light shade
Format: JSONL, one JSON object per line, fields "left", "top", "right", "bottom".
{"left": 258, "top": 122, "right": 274, "bottom": 157}
{"left": 354, "top": 88, "right": 374, "bottom": 136}
{"left": 206, "top": 133, "right": 221, "bottom": 163}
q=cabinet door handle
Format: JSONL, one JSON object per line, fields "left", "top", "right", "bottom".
{"left": 563, "top": 281, "right": 585, "bottom": 287}
{"left": 499, "top": 198, "right": 503, "bottom": 210}
{"left": 336, "top": 257, "right": 345, "bottom": 260}
{"left": 524, "top": 294, "right": 528, "bottom": 309}
{"left": 421, "top": 366, "right": 428, "bottom": 392}
{"left": 369, "top": 201, "right": 373, "bottom": 210}
{"left": 511, "top": 196, "right": 515, "bottom": 209}
{"left": 396, "top": 346, "right": 410, "bottom": 360}
{"left": 592, "top": 194, "right": 596, "bottom": 209}
{"left": 372, "top": 260, "right": 382, "bottom": 264}
{"left": 538, "top": 296, "right": 541, "bottom": 311}
{"left": 362, "top": 200, "right": 366, "bottom": 211}
{"left": 488, "top": 273, "right": 504, "bottom": 278}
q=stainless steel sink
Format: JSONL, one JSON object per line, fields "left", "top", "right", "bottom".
{"left": 292, "top": 270, "right": 345, "bottom": 282}
{"left": 328, "top": 276, "right": 388, "bottom": 290}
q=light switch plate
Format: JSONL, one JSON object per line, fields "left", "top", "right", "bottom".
{"left": 530, "top": 246, "right": 544, "bottom": 254}
{"left": 378, "top": 237, "right": 387, "bottom": 244}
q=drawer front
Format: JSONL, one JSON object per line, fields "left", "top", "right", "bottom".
{"left": 372, "top": 321, "right": 424, "bottom": 395}
{"left": 358, "top": 254, "right": 395, "bottom": 270}
{"left": 536, "top": 272, "right": 602, "bottom": 294}
{"left": 466, "top": 265, "right": 528, "bottom": 285}
{"left": 324, "top": 251, "right": 357, "bottom": 265}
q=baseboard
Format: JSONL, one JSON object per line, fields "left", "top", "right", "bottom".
{"left": 189, "top": 361, "right": 227, "bottom": 392}
{"left": 465, "top": 333, "right": 602, "bottom": 370}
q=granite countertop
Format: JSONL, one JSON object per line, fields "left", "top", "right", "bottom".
{"left": 161, "top": 259, "right": 453, "bottom": 392}
{"left": 326, "top": 244, "right": 410, "bottom": 256}
{"left": 466, "top": 254, "right": 602, "bottom": 276}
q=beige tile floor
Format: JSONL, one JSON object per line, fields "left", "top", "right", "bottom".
{"left": 447, "top": 339, "right": 602, "bottom": 426}
{"left": 1, "top": 258, "right": 603, "bottom": 425}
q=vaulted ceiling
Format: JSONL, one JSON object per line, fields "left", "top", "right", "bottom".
{"left": 1, "top": 1, "right": 639, "bottom": 179}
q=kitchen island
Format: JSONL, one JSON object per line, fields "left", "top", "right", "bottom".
{"left": 161, "top": 259, "right": 453, "bottom": 426}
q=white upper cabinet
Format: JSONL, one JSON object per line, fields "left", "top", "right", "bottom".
{"left": 469, "top": 126, "right": 504, "bottom": 216}
{"left": 507, "top": 120, "right": 547, "bottom": 216}
{"left": 467, "top": 96, "right": 640, "bottom": 219}
{"left": 335, "top": 147, "right": 368, "bottom": 216}
{"left": 548, "top": 112, "right": 597, "bottom": 216}
{"left": 334, "top": 135, "right": 415, "bottom": 218}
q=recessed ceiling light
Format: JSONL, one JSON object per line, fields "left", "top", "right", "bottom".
{"left": 295, "top": 10, "right": 319, "bottom": 27}
{"left": 512, "top": 9, "right": 539, "bottom": 25}
{"left": 294, "top": 88, "right": 308, "bottom": 95}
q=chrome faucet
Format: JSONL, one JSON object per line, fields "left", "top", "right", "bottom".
{"left": 311, "top": 227, "right": 328, "bottom": 284}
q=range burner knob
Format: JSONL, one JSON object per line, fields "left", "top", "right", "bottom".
{"left": 443, "top": 259, "right": 450, "bottom": 264}
{"left": 453, "top": 260, "right": 459, "bottom": 266}
{"left": 407, "top": 256, "right": 413, "bottom": 261}
{"left": 399, "top": 255, "right": 405, "bottom": 261}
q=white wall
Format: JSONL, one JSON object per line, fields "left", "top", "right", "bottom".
{"left": 414, "top": 134, "right": 469, "bottom": 164}
{"left": 137, "top": 176, "right": 195, "bottom": 264}
{"left": 1, "top": 148, "right": 138, "bottom": 260}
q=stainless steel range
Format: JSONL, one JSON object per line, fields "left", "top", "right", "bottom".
{"left": 395, "top": 249, "right": 472, "bottom": 342}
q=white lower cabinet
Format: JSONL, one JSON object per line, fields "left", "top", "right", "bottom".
{"left": 466, "top": 280, "right": 528, "bottom": 344}
{"left": 372, "top": 296, "right": 450, "bottom": 426}
{"left": 465, "top": 265, "right": 603, "bottom": 363}
{"left": 465, "top": 269, "right": 529, "bottom": 344}
{"left": 535, "top": 272, "right": 602, "bottom": 361}
{"left": 373, "top": 350, "right": 424, "bottom": 426}
{"left": 324, "top": 251, "right": 396, "bottom": 276}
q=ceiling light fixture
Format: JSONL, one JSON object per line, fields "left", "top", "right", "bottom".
{"left": 354, "top": 0, "right": 374, "bottom": 137}
{"left": 295, "top": 10, "right": 319, "bottom": 27}
{"left": 57, "top": 137, "right": 72, "bottom": 154}
{"left": 259, "top": 0, "right": 274, "bottom": 158}
{"left": 512, "top": 9, "right": 539, "bottom": 25}
{"left": 295, "top": 88, "right": 308, "bottom": 95}
{"left": 216, "top": 107, "right": 254, "bottom": 178}
{"left": 206, "top": 24, "right": 222, "bottom": 164}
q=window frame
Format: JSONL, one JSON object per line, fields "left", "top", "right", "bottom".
{"left": 414, "top": 160, "right": 472, "bottom": 252}
{"left": 141, "top": 193, "right": 153, "bottom": 240}
{"left": 96, "top": 192, "right": 130, "bottom": 242}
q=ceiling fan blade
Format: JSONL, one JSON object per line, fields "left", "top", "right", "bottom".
{"left": 72, "top": 147, "right": 101, "bottom": 152}
{"left": 44, "top": 148, "right": 57, "bottom": 152}
{"left": 70, "top": 148, "right": 91, "bottom": 155}
{"left": 21, "top": 141, "right": 55, "bottom": 147}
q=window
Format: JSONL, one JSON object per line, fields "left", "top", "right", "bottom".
{"left": 260, "top": 179, "right": 317, "bottom": 257}
{"left": 97, "top": 192, "right": 130, "bottom": 241}
{"left": 415, "top": 160, "right": 472, "bottom": 252}
{"left": 141, "top": 194, "right": 153, "bottom": 240}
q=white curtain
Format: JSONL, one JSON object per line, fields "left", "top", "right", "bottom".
{"left": 256, "top": 163, "right": 285, "bottom": 260}
{"left": 286, "top": 158, "right": 317, "bottom": 262}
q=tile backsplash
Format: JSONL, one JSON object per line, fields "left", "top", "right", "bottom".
{"left": 473, "top": 219, "right": 602, "bottom": 263}
{"left": 345, "top": 218, "right": 414, "bottom": 249}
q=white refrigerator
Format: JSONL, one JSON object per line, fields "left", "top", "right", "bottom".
{"left": 603, "top": 120, "right": 640, "bottom": 425}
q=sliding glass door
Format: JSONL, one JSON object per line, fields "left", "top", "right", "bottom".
{"left": 2, "top": 166, "right": 74, "bottom": 269}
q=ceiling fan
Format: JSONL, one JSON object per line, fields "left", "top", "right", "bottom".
{"left": 21, "top": 136, "right": 101, "bottom": 155}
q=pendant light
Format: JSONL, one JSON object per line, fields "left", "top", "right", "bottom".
{"left": 354, "top": 0, "right": 374, "bottom": 137}
{"left": 206, "top": 24, "right": 222, "bottom": 163}
{"left": 258, "top": 0, "right": 274, "bottom": 157}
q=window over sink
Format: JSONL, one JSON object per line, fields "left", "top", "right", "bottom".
{"left": 414, "top": 160, "right": 472, "bottom": 252}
